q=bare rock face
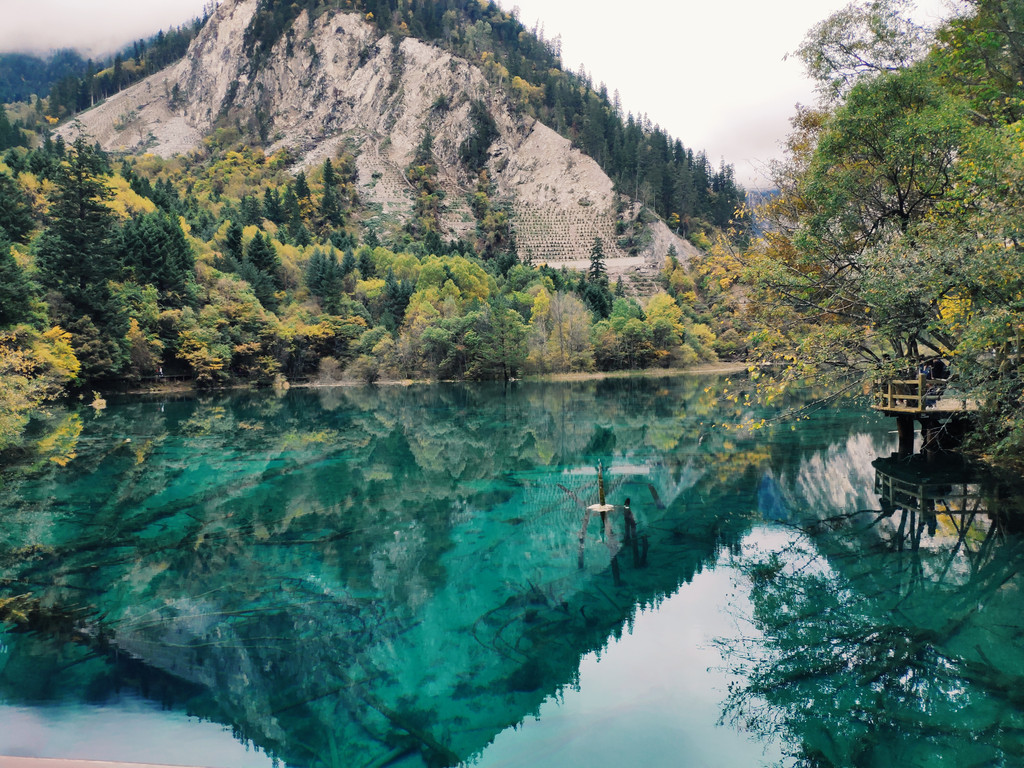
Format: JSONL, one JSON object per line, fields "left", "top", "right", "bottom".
{"left": 60, "top": 0, "right": 692, "bottom": 267}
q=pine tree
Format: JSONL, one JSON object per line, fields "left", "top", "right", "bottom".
{"left": 0, "top": 171, "right": 33, "bottom": 243}
{"left": 246, "top": 231, "right": 282, "bottom": 286}
{"left": 237, "top": 259, "right": 278, "bottom": 311}
{"left": 305, "top": 247, "right": 342, "bottom": 303}
{"left": 240, "top": 194, "right": 263, "bottom": 226}
{"left": 340, "top": 249, "right": 356, "bottom": 277}
{"left": 293, "top": 171, "right": 311, "bottom": 203}
{"left": 118, "top": 211, "right": 195, "bottom": 305}
{"left": 263, "top": 187, "right": 284, "bottom": 224}
{"left": 322, "top": 157, "right": 336, "bottom": 188}
{"left": 320, "top": 181, "right": 342, "bottom": 228}
{"left": 282, "top": 185, "right": 301, "bottom": 224}
{"left": 358, "top": 248, "right": 375, "bottom": 278}
{"left": 0, "top": 108, "right": 23, "bottom": 151}
{"left": 223, "top": 221, "right": 244, "bottom": 265}
{"left": 35, "top": 137, "right": 128, "bottom": 376}
{"left": 381, "top": 268, "right": 413, "bottom": 331}
{"left": 588, "top": 236, "right": 607, "bottom": 284}
{"left": 0, "top": 232, "right": 33, "bottom": 327}
{"left": 36, "top": 138, "right": 119, "bottom": 319}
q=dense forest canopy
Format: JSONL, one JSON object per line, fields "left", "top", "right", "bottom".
{"left": 0, "top": 116, "right": 745, "bottom": 455}
{"left": 12, "top": 0, "right": 1024, "bottom": 463}
{"left": 744, "top": 0, "right": 1024, "bottom": 457}
{"left": 0, "top": 0, "right": 755, "bottom": 460}
{"left": 0, "top": 50, "right": 90, "bottom": 105}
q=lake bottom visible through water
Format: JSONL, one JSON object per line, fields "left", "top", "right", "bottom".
{"left": 0, "top": 529, "right": 787, "bottom": 768}
{"left": 0, "top": 376, "right": 1022, "bottom": 768}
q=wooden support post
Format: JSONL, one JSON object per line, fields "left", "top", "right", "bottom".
{"left": 897, "top": 414, "right": 915, "bottom": 458}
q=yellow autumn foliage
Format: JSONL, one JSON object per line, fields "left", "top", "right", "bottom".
{"left": 105, "top": 175, "right": 156, "bottom": 220}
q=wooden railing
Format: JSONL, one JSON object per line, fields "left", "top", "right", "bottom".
{"left": 875, "top": 470, "right": 980, "bottom": 516}
{"left": 873, "top": 375, "right": 948, "bottom": 413}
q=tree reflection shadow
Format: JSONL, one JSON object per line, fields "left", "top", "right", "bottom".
{"left": 721, "top": 452, "right": 1024, "bottom": 768}
{"left": 0, "top": 377, "right": 768, "bottom": 767}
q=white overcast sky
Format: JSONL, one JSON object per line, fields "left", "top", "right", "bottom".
{"left": 0, "top": 0, "right": 955, "bottom": 188}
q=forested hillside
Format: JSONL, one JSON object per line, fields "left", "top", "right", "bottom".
{"left": 0, "top": 126, "right": 744, "bottom": 454}
{"left": 0, "top": 0, "right": 759, "bottom": 457}
{"left": 2, "top": 0, "right": 743, "bottom": 236}
{"left": 0, "top": 50, "right": 89, "bottom": 104}
{"left": 744, "top": 0, "right": 1024, "bottom": 457}
{"left": 0, "top": 20, "right": 206, "bottom": 119}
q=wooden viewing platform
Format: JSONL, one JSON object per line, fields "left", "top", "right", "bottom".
{"left": 871, "top": 375, "right": 977, "bottom": 456}
{"left": 871, "top": 375, "right": 976, "bottom": 417}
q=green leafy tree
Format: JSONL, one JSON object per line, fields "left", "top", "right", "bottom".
{"left": 749, "top": 66, "right": 969, "bottom": 372}
{"left": 746, "top": 0, "right": 1024, "bottom": 455}
{"left": 468, "top": 297, "right": 528, "bottom": 380}
{"left": 797, "top": 0, "right": 930, "bottom": 102}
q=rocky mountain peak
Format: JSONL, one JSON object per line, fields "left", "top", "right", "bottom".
{"left": 59, "top": 0, "right": 696, "bottom": 271}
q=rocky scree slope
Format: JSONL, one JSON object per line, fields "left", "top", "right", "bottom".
{"left": 59, "top": 0, "right": 696, "bottom": 272}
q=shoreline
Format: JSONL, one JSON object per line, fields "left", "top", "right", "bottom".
{"left": 114, "top": 362, "right": 751, "bottom": 396}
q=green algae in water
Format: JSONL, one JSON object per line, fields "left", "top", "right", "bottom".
{"left": 0, "top": 376, "right": 1022, "bottom": 767}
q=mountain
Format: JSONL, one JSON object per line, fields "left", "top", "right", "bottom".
{"left": 58, "top": 0, "right": 698, "bottom": 268}
{"left": 0, "top": 50, "right": 89, "bottom": 104}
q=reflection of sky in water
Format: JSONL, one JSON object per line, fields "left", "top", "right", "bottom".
{"left": 475, "top": 537, "right": 785, "bottom": 767}
{"left": 2, "top": 378, "right": 1021, "bottom": 767}
{"left": 0, "top": 698, "right": 273, "bottom": 767}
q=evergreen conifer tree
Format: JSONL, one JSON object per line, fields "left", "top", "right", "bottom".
{"left": 340, "top": 249, "right": 356, "bottom": 277}
{"left": 246, "top": 231, "right": 282, "bottom": 286}
{"left": 293, "top": 171, "right": 311, "bottom": 202}
{"left": 0, "top": 171, "right": 33, "bottom": 243}
{"left": 224, "top": 221, "right": 244, "bottom": 266}
{"left": 588, "top": 236, "right": 607, "bottom": 284}
{"left": 358, "top": 248, "right": 375, "bottom": 278}
{"left": 118, "top": 211, "right": 195, "bottom": 306}
{"left": 36, "top": 138, "right": 118, "bottom": 317}
{"left": 0, "top": 232, "right": 33, "bottom": 327}
{"left": 0, "top": 108, "right": 23, "bottom": 150}
{"left": 263, "top": 187, "right": 284, "bottom": 224}
{"left": 35, "top": 137, "right": 128, "bottom": 376}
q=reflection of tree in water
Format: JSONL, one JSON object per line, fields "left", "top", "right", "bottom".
{"left": 0, "top": 375, "right": 889, "bottom": 767}
{"left": 722, "top": 453, "right": 1024, "bottom": 768}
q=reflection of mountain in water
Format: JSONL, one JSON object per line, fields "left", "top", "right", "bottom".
{"left": 0, "top": 377, "right": 884, "bottom": 767}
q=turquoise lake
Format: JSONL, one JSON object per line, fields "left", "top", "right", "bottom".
{"left": 1, "top": 374, "right": 1023, "bottom": 767}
